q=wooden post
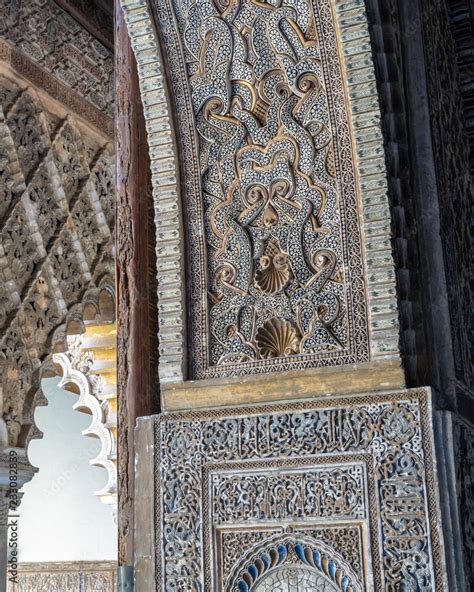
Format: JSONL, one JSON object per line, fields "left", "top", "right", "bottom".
{"left": 115, "top": 0, "right": 158, "bottom": 566}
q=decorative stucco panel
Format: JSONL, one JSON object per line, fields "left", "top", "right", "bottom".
{"left": 7, "top": 561, "right": 117, "bottom": 592}
{"left": 150, "top": 388, "right": 445, "bottom": 591}
{"left": 121, "top": 0, "right": 400, "bottom": 382}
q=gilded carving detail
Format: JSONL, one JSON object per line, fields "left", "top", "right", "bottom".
{"left": 120, "top": 0, "right": 400, "bottom": 382}
{"left": 151, "top": 0, "right": 371, "bottom": 378}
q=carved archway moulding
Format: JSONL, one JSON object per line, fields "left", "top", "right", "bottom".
{"left": 120, "top": 0, "right": 402, "bottom": 386}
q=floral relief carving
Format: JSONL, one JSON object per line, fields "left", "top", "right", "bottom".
{"left": 8, "top": 562, "right": 117, "bottom": 592}
{"left": 5, "top": 91, "right": 49, "bottom": 179}
{"left": 0, "top": 325, "right": 33, "bottom": 446}
{"left": 17, "top": 272, "right": 65, "bottom": 358}
{"left": 0, "top": 117, "right": 25, "bottom": 223}
{"left": 26, "top": 157, "right": 68, "bottom": 248}
{"left": 51, "top": 121, "right": 89, "bottom": 203}
{"left": 0, "top": 200, "right": 45, "bottom": 295}
{"left": 90, "top": 150, "right": 115, "bottom": 229}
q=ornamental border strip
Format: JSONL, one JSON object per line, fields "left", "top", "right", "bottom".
{"left": 119, "top": 0, "right": 186, "bottom": 383}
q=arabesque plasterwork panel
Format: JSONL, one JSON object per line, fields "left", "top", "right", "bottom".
{"left": 154, "top": 388, "right": 445, "bottom": 591}
{"left": 120, "top": 0, "right": 400, "bottom": 383}
{"left": 207, "top": 461, "right": 370, "bottom": 590}
{"left": 217, "top": 524, "right": 365, "bottom": 590}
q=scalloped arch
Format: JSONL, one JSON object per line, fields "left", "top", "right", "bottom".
{"left": 53, "top": 352, "right": 117, "bottom": 507}
{"left": 23, "top": 280, "right": 117, "bottom": 516}
{"left": 227, "top": 535, "right": 362, "bottom": 592}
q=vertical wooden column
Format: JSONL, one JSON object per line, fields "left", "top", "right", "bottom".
{"left": 115, "top": 0, "right": 158, "bottom": 566}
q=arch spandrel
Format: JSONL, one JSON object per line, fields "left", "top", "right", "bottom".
{"left": 120, "top": 0, "right": 402, "bottom": 385}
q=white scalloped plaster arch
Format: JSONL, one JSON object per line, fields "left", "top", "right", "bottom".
{"left": 24, "top": 282, "right": 118, "bottom": 518}
{"left": 52, "top": 325, "right": 118, "bottom": 517}
{"left": 120, "top": 0, "right": 402, "bottom": 385}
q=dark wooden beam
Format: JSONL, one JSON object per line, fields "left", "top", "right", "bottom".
{"left": 115, "top": 0, "right": 158, "bottom": 566}
{"left": 55, "top": 0, "right": 114, "bottom": 50}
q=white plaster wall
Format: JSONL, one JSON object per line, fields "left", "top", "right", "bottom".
{"left": 16, "top": 377, "right": 117, "bottom": 561}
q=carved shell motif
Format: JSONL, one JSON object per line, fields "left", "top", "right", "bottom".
{"left": 256, "top": 318, "right": 300, "bottom": 358}
{"left": 255, "top": 240, "right": 291, "bottom": 294}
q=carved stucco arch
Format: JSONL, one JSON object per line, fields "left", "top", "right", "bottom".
{"left": 120, "top": 0, "right": 401, "bottom": 385}
{"left": 0, "top": 74, "right": 115, "bottom": 508}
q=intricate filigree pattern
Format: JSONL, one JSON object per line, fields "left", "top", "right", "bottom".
{"left": 151, "top": 0, "right": 372, "bottom": 378}
{"left": 212, "top": 465, "right": 365, "bottom": 523}
{"left": 117, "top": 0, "right": 401, "bottom": 381}
{"left": 0, "top": 0, "right": 113, "bottom": 120}
{"left": 230, "top": 537, "right": 359, "bottom": 592}
{"left": 219, "top": 526, "right": 363, "bottom": 587}
{"left": 154, "top": 389, "right": 444, "bottom": 590}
